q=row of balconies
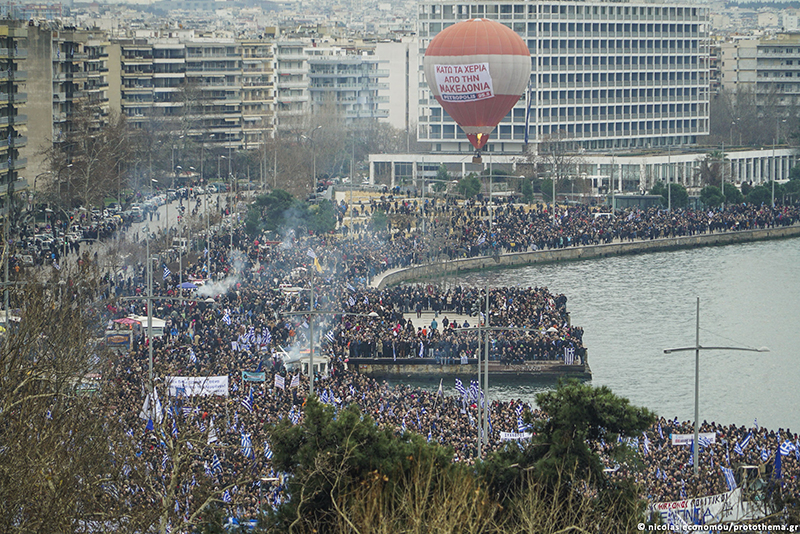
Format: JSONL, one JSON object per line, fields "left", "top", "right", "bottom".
{"left": 0, "top": 48, "right": 26, "bottom": 59}
{"left": 420, "top": 10, "right": 704, "bottom": 23}
{"left": 536, "top": 79, "right": 702, "bottom": 89}
{"left": 534, "top": 31, "right": 701, "bottom": 39}
{"left": 536, "top": 61, "right": 700, "bottom": 70}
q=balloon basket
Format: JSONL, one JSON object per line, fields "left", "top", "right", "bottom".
{"left": 472, "top": 151, "right": 482, "bottom": 164}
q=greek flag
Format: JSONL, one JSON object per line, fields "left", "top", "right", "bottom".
{"left": 734, "top": 433, "right": 752, "bottom": 455}
{"left": 779, "top": 441, "right": 796, "bottom": 456}
{"left": 517, "top": 417, "right": 528, "bottom": 432}
{"left": 564, "top": 346, "right": 575, "bottom": 365}
{"left": 325, "top": 330, "right": 335, "bottom": 343}
{"left": 514, "top": 403, "right": 524, "bottom": 418}
{"left": 289, "top": 408, "right": 300, "bottom": 425}
{"left": 761, "top": 448, "right": 769, "bottom": 462}
{"left": 163, "top": 263, "right": 171, "bottom": 280}
{"left": 263, "top": 328, "right": 272, "bottom": 345}
{"left": 211, "top": 453, "right": 222, "bottom": 472}
{"left": 721, "top": 467, "right": 737, "bottom": 491}
{"left": 241, "top": 390, "right": 253, "bottom": 413}
{"left": 346, "top": 282, "right": 356, "bottom": 292}
{"left": 264, "top": 441, "right": 273, "bottom": 460}
{"left": 698, "top": 435, "right": 712, "bottom": 450}
{"left": 469, "top": 380, "right": 480, "bottom": 402}
{"left": 241, "top": 433, "right": 253, "bottom": 459}
{"left": 189, "top": 348, "right": 197, "bottom": 364}
{"left": 222, "top": 309, "right": 231, "bottom": 326}
{"left": 454, "top": 379, "right": 467, "bottom": 398}
{"left": 348, "top": 296, "right": 356, "bottom": 307}
{"left": 658, "top": 423, "right": 664, "bottom": 440}
{"left": 477, "top": 234, "right": 486, "bottom": 245}
{"left": 642, "top": 433, "right": 651, "bottom": 455}
{"left": 222, "top": 489, "right": 232, "bottom": 503}
{"left": 419, "top": 341, "right": 425, "bottom": 357}
{"left": 306, "top": 248, "right": 316, "bottom": 259}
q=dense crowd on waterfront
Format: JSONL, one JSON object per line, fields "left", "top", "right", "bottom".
{"left": 93, "top": 194, "right": 800, "bottom": 523}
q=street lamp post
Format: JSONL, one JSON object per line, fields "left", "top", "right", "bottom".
{"left": 664, "top": 297, "right": 769, "bottom": 477}
{"left": 302, "top": 125, "right": 322, "bottom": 193}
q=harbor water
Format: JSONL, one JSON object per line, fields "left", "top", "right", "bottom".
{"left": 389, "top": 237, "right": 800, "bottom": 432}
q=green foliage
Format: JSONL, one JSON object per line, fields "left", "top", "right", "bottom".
{"left": 785, "top": 178, "right": 800, "bottom": 203}
{"left": 244, "top": 190, "right": 336, "bottom": 236}
{"left": 746, "top": 184, "right": 773, "bottom": 205}
{"left": 268, "top": 397, "right": 454, "bottom": 531}
{"left": 790, "top": 165, "right": 800, "bottom": 182}
{"left": 483, "top": 379, "right": 655, "bottom": 500}
{"left": 650, "top": 182, "right": 689, "bottom": 208}
{"left": 521, "top": 179, "right": 534, "bottom": 203}
{"left": 369, "top": 208, "right": 389, "bottom": 232}
{"left": 724, "top": 183, "right": 744, "bottom": 205}
{"left": 457, "top": 174, "right": 482, "bottom": 198}
{"left": 435, "top": 164, "right": 450, "bottom": 183}
{"left": 700, "top": 185, "right": 725, "bottom": 208}
{"left": 740, "top": 182, "right": 753, "bottom": 197}
{"left": 541, "top": 178, "right": 554, "bottom": 203}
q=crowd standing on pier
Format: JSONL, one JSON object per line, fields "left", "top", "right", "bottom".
{"left": 88, "top": 195, "right": 800, "bottom": 522}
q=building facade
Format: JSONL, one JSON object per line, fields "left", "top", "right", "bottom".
{"left": 719, "top": 33, "right": 800, "bottom": 113}
{"left": 307, "top": 47, "right": 390, "bottom": 124}
{"left": 0, "top": 21, "right": 28, "bottom": 205}
{"left": 417, "top": 0, "right": 711, "bottom": 155}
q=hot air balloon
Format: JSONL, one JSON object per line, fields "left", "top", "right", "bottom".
{"left": 423, "top": 18, "right": 531, "bottom": 161}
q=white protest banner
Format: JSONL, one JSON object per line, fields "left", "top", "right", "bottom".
{"left": 274, "top": 374, "right": 285, "bottom": 390}
{"left": 648, "top": 488, "right": 762, "bottom": 525}
{"left": 433, "top": 63, "right": 494, "bottom": 102}
{"left": 166, "top": 375, "right": 229, "bottom": 397}
{"left": 500, "top": 432, "right": 532, "bottom": 441}
{"left": 671, "top": 432, "right": 716, "bottom": 446}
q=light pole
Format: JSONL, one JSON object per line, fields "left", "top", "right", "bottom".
{"left": 664, "top": 297, "right": 769, "bottom": 477}
{"left": 302, "top": 125, "right": 322, "bottom": 193}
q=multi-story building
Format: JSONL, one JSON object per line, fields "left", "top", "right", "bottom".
{"left": 719, "top": 33, "right": 800, "bottom": 112}
{"left": 417, "top": 0, "right": 711, "bottom": 155}
{"left": 273, "top": 40, "right": 309, "bottom": 131}
{"left": 306, "top": 47, "right": 390, "bottom": 124}
{"left": 240, "top": 37, "right": 276, "bottom": 149}
{"left": 0, "top": 21, "right": 27, "bottom": 206}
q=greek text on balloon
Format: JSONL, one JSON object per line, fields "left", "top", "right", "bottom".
{"left": 434, "top": 62, "right": 494, "bottom": 102}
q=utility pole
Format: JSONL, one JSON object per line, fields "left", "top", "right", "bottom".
{"left": 664, "top": 297, "right": 769, "bottom": 476}
{"left": 309, "top": 266, "right": 315, "bottom": 395}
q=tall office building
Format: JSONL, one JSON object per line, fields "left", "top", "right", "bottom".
{"left": 0, "top": 21, "right": 28, "bottom": 206}
{"left": 417, "top": 0, "right": 711, "bottom": 155}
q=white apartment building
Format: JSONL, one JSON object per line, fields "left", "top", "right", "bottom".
{"left": 417, "top": 0, "right": 711, "bottom": 156}
{"left": 720, "top": 33, "right": 800, "bottom": 112}
{"left": 306, "top": 47, "right": 390, "bottom": 124}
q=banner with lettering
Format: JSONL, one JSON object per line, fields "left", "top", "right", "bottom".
{"left": 166, "top": 375, "right": 229, "bottom": 397}
{"left": 242, "top": 371, "right": 266, "bottom": 382}
{"left": 671, "top": 432, "right": 716, "bottom": 446}
{"left": 648, "top": 488, "right": 763, "bottom": 525}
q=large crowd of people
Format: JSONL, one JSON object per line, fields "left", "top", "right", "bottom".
{"left": 93, "top": 193, "right": 800, "bottom": 524}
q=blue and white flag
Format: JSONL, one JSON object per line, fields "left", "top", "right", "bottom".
{"left": 477, "top": 234, "right": 486, "bottom": 245}
{"left": 222, "top": 489, "right": 232, "bottom": 503}
{"left": 241, "top": 433, "right": 253, "bottom": 459}
{"left": 263, "top": 328, "right": 272, "bottom": 345}
{"left": 564, "top": 346, "right": 575, "bottom": 365}
{"left": 455, "top": 379, "right": 467, "bottom": 398}
{"left": 264, "top": 441, "right": 273, "bottom": 460}
{"left": 241, "top": 390, "right": 253, "bottom": 413}
{"left": 642, "top": 433, "right": 651, "bottom": 455}
{"left": 779, "top": 441, "right": 796, "bottom": 456}
{"left": 517, "top": 418, "right": 528, "bottom": 433}
{"left": 222, "top": 309, "right": 231, "bottom": 326}
{"left": 290, "top": 374, "right": 300, "bottom": 389}
{"left": 306, "top": 248, "right": 316, "bottom": 259}
{"left": 348, "top": 296, "right": 356, "bottom": 307}
{"left": 658, "top": 423, "right": 664, "bottom": 441}
{"left": 698, "top": 435, "right": 712, "bottom": 450}
{"left": 734, "top": 433, "right": 752, "bottom": 455}
{"left": 212, "top": 453, "right": 222, "bottom": 473}
{"left": 325, "top": 330, "right": 335, "bottom": 343}
{"left": 346, "top": 282, "right": 356, "bottom": 292}
{"left": 163, "top": 263, "right": 172, "bottom": 280}
{"left": 189, "top": 348, "right": 197, "bottom": 364}
{"left": 722, "top": 467, "right": 736, "bottom": 491}
{"left": 761, "top": 448, "right": 769, "bottom": 462}
{"left": 469, "top": 380, "right": 480, "bottom": 402}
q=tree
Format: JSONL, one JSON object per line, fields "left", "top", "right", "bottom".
{"left": 724, "top": 185, "right": 744, "bottom": 205}
{"left": 46, "top": 103, "right": 132, "bottom": 209}
{"left": 245, "top": 189, "right": 295, "bottom": 235}
{"left": 650, "top": 182, "right": 689, "bottom": 208}
{"left": 369, "top": 208, "right": 389, "bottom": 232}
{"left": 457, "top": 174, "right": 482, "bottom": 199}
{"left": 483, "top": 379, "right": 655, "bottom": 500}
{"left": 0, "top": 264, "right": 123, "bottom": 533}
{"left": 700, "top": 185, "right": 725, "bottom": 208}
{"left": 267, "top": 397, "right": 477, "bottom": 532}
{"left": 521, "top": 178, "right": 534, "bottom": 204}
